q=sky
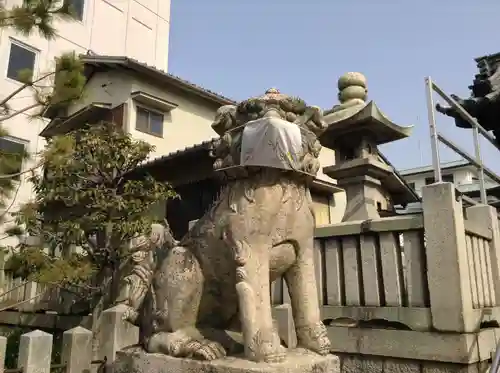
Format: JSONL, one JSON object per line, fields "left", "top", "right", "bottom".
{"left": 168, "top": 0, "right": 500, "bottom": 173}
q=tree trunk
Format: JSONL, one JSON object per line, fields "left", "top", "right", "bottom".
{"left": 90, "top": 264, "right": 123, "bottom": 359}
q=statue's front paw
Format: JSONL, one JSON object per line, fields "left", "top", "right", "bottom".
{"left": 296, "top": 322, "right": 331, "bottom": 356}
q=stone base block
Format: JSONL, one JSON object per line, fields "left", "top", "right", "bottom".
{"left": 111, "top": 348, "right": 340, "bottom": 373}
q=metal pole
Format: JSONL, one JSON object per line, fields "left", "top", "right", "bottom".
{"left": 471, "top": 125, "right": 488, "bottom": 204}
{"left": 425, "top": 77, "right": 442, "bottom": 182}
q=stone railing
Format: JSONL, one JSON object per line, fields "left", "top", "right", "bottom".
{"left": 320, "top": 216, "right": 428, "bottom": 328}
{"left": 272, "top": 214, "right": 430, "bottom": 330}
{"left": 464, "top": 218, "right": 496, "bottom": 309}
{"left": 0, "top": 272, "right": 59, "bottom": 313}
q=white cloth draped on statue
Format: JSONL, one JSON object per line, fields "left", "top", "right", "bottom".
{"left": 240, "top": 117, "right": 303, "bottom": 171}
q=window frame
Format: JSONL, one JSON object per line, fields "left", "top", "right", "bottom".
{"left": 64, "top": 0, "right": 86, "bottom": 22}
{"left": 0, "top": 136, "right": 28, "bottom": 181}
{"left": 23, "top": 0, "right": 85, "bottom": 22}
{"left": 6, "top": 39, "right": 38, "bottom": 84}
{"left": 135, "top": 105, "right": 165, "bottom": 138}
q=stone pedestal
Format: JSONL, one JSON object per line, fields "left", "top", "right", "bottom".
{"left": 338, "top": 175, "right": 384, "bottom": 221}
{"left": 110, "top": 348, "right": 340, "bottom": 373}
{"left": 324, "top": 157, "right": 394, "bottom": 221}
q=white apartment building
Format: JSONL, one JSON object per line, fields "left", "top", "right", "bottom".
{"left": 399, "top": 160, "right": 483, "bottom": 196}
{"left": 0, "top": 0, "right": 170, "bottom": 243}
{"left": 400, "top": 160, "right": 500, "bottom": 208}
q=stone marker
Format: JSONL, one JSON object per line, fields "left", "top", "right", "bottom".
{"left": 18, "top": 330, "right": 52, "bottom": 373}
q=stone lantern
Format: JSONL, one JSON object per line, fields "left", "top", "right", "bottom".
{"left": 320, "top": 72, "right": 415, "bottom": 221}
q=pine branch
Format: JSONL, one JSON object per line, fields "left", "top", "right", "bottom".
{"left": 0, "top": 181, "right": 21, "bottom": 221}
{"left": 0, "top": 103, "right": 41, "bottom": 122}
{"left": 0, "top": 161, "right": 42, "bottom": 179}
{"left": 0, "top": 71, "right": 54, "bottom": 108}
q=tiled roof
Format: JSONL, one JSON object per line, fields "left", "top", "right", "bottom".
{"left": 135, "top": 138, "right": 218, "bottom": 171}
{"left": 80, "top": 55, "right": 237, "bottom": 106}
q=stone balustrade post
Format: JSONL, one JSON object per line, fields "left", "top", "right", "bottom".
{"left": 0, "top": 250, "right": 5, "bottom": 294}
{"left": 22, "top": 281, "right": 38, "bottom": 312}
{"left": 62, "top": 326, "right": 93, "bottom": 373}
{"left": 272, "top": 304, "right": 297, "bottom": 348}
{"left": 98, "top": 304, "right": 139, "bottom": 363}
{"left": 0, "top": 336, "right": 6, "bottom": 373}
{"left": 422, "top": 182, "right": 474, "bottom": 332}
{"left": 18, "top": 330, "right": 53, "bottom": 373}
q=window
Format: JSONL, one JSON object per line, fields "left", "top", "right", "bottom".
{"left": 0, "top": 138, "right": 26, "bottom": 180}
{"left": 442, "top": 174, "right": 454, "bottom": 183}
{"left": 136, "top": 107, "right": 164, "bottom": 137}
{"left": 65, "top": 0, "right": 85, "bottom": 21}
{"left": 425, "top": 177, "right": 435, "bottom": 185}
{"left": 408, "top": 182, "right": 415, "bottom": 190}
{"left": 7, "top": 42, "right": 36, "bottom": 82}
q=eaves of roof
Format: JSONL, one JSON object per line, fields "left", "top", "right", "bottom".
{"left": 80, "top": 55, "right": 236, "bottom": 107}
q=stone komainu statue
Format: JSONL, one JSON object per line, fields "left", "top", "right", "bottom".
{"left": 117, "top": 89, "right": 331, "bottom": 363}
{"left": 436, "top": 52, "right": 500, "bottom": 146}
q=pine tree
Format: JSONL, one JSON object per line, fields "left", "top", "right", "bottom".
{"left": 7, "top": 122, "right": 176, "bottom": 309}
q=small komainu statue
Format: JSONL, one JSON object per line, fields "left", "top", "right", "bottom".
{"left": 118, "top": 89, "right": 331, "bottom": 364}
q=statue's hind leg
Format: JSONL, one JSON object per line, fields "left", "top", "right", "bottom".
{"left": 284, "top": 235, "right": 331, "bottom": 355}
{"left": 148, "top": 246, "right": 229, "bottom": 360}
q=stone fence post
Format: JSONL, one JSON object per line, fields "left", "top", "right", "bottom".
{"left": 98, "top": 304, "right": 139, "bottom": 363}
{"left": 18, "top": 330, "right": 53, "bottom": 373}
{"left": 62, "top": 327, "right": 93, "bottom": 373}
{"left": 272, "top": 304, "right": 297, "bottom": 349}
{"left": 0, "top": 250, "right": 5, "bottom": 294}
{"left": 21, "top": 281, "right": 38, "bottom": 312}
{"left": 0, "top": 335, "right": 6, "bottom": 373}
{"left": 422, "top": 182, "right": 474, "bottom": 332}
